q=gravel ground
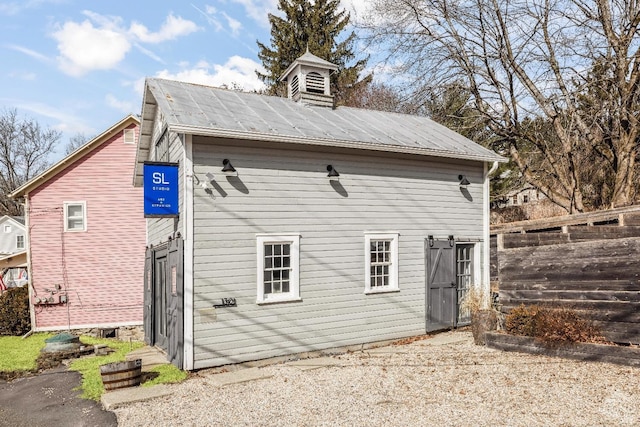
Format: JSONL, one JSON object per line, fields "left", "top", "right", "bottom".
{"left": 114, "top": 331, "right": 639, "bottom": 427}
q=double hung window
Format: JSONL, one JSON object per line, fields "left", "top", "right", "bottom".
{"left": 257, "top": 235, "right": 300, "bottom": 304}
{"left": 365, "top": 233, "right": 399, "bottom": 293}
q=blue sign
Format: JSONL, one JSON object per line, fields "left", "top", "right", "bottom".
{"left": 143, "top": 162, "right": 179, "bottom": 217}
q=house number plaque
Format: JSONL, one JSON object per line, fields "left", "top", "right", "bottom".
{"left": 213, "top": 298, "right": 237, "bottom": 308}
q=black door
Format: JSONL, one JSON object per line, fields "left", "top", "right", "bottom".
{"left": 166, "top": 237, "right": 184, "bottom": 369}
{"left": 153, "top": 246, "right": 168, "bottom": 351}
{"left": 426, "top": 239, "right": 457, "bottom": 332}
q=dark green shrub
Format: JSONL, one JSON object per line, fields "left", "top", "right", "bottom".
{"left": 505, "top": 304, "right": 608, "bottom": 344}
{"left": 0, "top": 286, "right": 31, "bottom": 336}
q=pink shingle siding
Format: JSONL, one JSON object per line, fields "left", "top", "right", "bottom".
{"left": 28, "top": 123, "right": 145, "bottom": 329}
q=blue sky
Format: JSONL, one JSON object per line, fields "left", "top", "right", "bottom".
{"left": 0, "top": 0, "right": 368, "bottom": 161}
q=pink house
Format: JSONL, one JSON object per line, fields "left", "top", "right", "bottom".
{"left": 10, "top": 115, "right": 145, "bottom": 333}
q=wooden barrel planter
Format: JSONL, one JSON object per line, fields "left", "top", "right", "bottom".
{"left": 100, "top": 359, "right": 142, "bottom": 391}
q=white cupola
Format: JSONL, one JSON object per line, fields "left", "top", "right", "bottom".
{"left": 279, "top": 48, "right": 339, "bottom": 108}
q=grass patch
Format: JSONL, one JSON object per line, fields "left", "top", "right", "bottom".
{"left": 142, "top": 363, "right": 187, "bottom": 387}
{"left": 0, "top": 333, "right": 53, "bottom": 372}
{"left": 1, "top": 334, "right": 188, "bottom": 401}
{"left": 68, "top": 337, "right": 144, "bottom": 401}
{"left": 69, "top": 337, "right": 188, "bottom": 400}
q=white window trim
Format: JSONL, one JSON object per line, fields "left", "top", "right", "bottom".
{"left": 123, "top": 128, "right": 136, "bottom": 144}
{"left": 16, "top": 235, "right": 25, "bottom": 249}
{"left": 256, "top": 234, "right": 301, "bottom": 304}
{"left": 64, "top": 201, "right": 87, "bottom": 232}
{"left": 3, "top": 225, "right": 11, "bottom": 233}
{"left": 364, "top": 232, "right": 400, "bottom": 294}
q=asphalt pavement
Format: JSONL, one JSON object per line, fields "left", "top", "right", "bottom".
{"left": 0, "top": 367, "right": 117, "bottom": 427}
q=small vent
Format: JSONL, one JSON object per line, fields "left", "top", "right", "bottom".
{"left": 291, "top": 75, "right": 299, "bottom": 97}
{"left": 306, "top": 72, "right": 324, "bottom": 94}
{"left": 123, "top": 128, "right": 136, "bottom": 144}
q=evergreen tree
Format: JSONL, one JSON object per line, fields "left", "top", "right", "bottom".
{"left": 257, "top": 0, "right": 371, "bottom": 106}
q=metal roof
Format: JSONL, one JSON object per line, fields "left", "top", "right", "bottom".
{"left": 134, "top": 78, "right": 505, "bottom": 186}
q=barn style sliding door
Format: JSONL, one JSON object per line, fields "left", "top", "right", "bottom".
{"left": 426, "top": 239, "right": 457, "bottom": 332}
{"left": 426, "top": 238, "right": 475, "bottom": 331}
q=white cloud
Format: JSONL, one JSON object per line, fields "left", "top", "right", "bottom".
{"left": 341, "top": 0, "right": 371, "bottom": 22}
{"left": 154, "top": 56, "right": 266, "bottom": 92}
{"left": 229, "top": 0, "right": 278, "bottom": 28}
{"left": 50, "top": 11, "right": 199, "bottom": 76}
{"left": 6, "top": 44, "right": 50, "bottom": 63}
{"left": 224, "top": 0, "right": 366, "bottom": 30}
{"left": 191, "top": 4, "right": 223, "bottom": 32}
{"left": 129, "top": 13, "right": 199, "bottom": 44}
{"left": 105, "top": 94, "right": 137, "bottom": 113}
{"left": 0, "top": 0, "right": 68, "bottom": 16}
{"left": 14, "top": 101, "right": 95, "bottom": 135}
{"left": 221, "top": 11, "right": 242, "bottom": 35}
{"left": 133, "top": 43, "right": 165, "bottom": 64}
{"left": 52, "top": 19, "right": 131, "bottom": 76}
{"left": 0, "top": 3, "right": 21, "bottom": 15}
{"left": 192, "top": 4, "right": 244, "bottom": 35}
{"left": 131, "top": 77, "right": 147, "bottom": 97}
{"left": 8, "top": 71, "right": 37, "bottom": 81}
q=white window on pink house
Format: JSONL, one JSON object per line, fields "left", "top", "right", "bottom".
{"left": 64, "top": 201, "right": 87, "bottom": 232}
{"left": 124, "top": 128, "right": 136, "bottom": 144}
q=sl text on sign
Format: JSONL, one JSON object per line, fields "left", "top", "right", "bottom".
{"left": 143, "top": 162, "right": 179, "bottom": 217}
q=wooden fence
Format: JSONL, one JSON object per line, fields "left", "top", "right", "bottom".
{"left": 492, "top": 206, "right": 640, "bottom": 345}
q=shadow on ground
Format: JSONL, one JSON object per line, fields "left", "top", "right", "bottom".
{"left": 0, "top": 367, "right": 116, "bottom": 427}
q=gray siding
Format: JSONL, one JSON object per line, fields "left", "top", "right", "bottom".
{"left": 146, "top": 120, "right": 186, "bottom": 246}
{"left": 191, "top": 137, "right": 485, "bottom": 368}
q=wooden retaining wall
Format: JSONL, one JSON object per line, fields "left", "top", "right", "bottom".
{"left": 485, "top": 332, "right": 640, "bottom": 367}
{"left": 493, "top": 207, "right": 640, "bottom": 345}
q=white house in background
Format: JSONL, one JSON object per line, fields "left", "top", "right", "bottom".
{"left": 133, "top": 51, "right": 505, "bottom": 370}
{"left": 506, "top": 185, "right": 546, "bottom": 207}
{"left": 0, "top": 216, "right": 27, "bottom": 289}
{"left": 0, "top": 216, "right": 26, "bottom": 255}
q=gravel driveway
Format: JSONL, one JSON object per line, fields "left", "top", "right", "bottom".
{"left": 114, "top": 331, "right": 639, "bottom": 426}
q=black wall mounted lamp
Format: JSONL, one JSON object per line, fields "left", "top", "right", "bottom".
{"left": 327, "top": 165, "right": 340, "bottom": 181}
{"left": 222, "top": 159, "right": 237, "bottom": 176}
{"left": 458, "top": 174, "right": 470, "bottom": 189}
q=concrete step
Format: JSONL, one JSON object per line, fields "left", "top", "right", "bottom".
{"left": 125, "top": 346, "right": 168, "bottom": 371}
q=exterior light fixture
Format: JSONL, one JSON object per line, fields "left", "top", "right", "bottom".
{"left": 428, "top": 235, "right": 434, "bottom": 247}
{"left": 458, "top": 174, "right": 470, "bottom": 189}
{"left": 222, "top": 159, "right": 237, "bottom": 176}
{"left": 448, "top": 235, "right": 455, "bottom": 246}
{"left": 327, "top": 165, "right": 340, "bottom": 181}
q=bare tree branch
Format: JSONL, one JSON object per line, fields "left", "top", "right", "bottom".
{"left": 0, "top": 109, "right": 61, "bottom": 216}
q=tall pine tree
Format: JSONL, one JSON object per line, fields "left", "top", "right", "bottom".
{"left": 257, "top": 0, "right": 371, "bottom": 106}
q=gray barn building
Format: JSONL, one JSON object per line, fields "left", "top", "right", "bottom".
{"left": 133, "top": 52, "right": 504, "bottom": 370}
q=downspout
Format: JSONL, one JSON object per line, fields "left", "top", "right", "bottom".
{"left": 183, "top": 133, "right": 194, "bottom": 370}
{"left": 482, "top": 161, "right": 499, "bottom": 309}
{"left": 22, "top": 195, "right": 37, "bottom": 338}
{"left": 487, "top": 161, "right": 499, "bottom": 178}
